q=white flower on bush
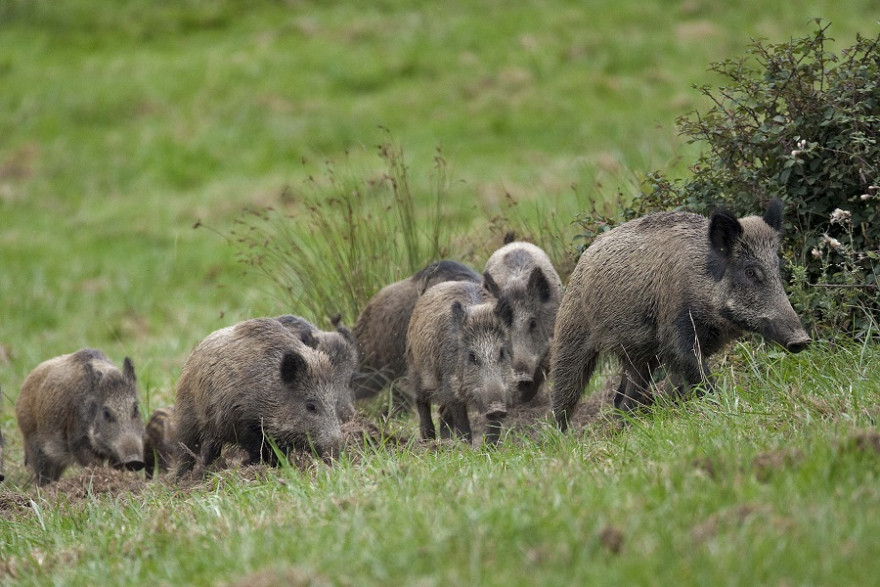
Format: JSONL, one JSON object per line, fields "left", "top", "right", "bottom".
{"left": 811, "top": 247, "right": 823, "bottom": 259}
{"left": 823, "top": 234, "right": 842, "bottom": 250}
{"left": 830, "top": 208, "right": 852, "bottom": 224}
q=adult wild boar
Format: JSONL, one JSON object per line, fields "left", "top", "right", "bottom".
{"left": 551, "top": 199, "right": 810, "bottom": 430}
{"left": 174, "top": 318, "right": 345, "bottom": 476}
{"left": 353, "top": 260, "right": 481, "bottom": 401}
{"left": 275, "top": 314, "right": 358, "bottom": 422}
{"left": 16, "top": 349, "right": 145, "bottom": 485}
{"left": 484, "top": 241, "right": 563, "bottom": 403}
{"left": 407, "top": 279, "right": 516, "bottom": 444}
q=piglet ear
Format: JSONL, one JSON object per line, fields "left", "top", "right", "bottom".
{"left": 84, "top": 361, "right": 101, "bottom": 389}
{"left": 482, "top": 271, "right": 502, "bottom": 298}
{"left": 763, "top": 198, "right": 784, "bottom": 233}
{"left": 280, "top": 351, "right": 308, "bottom": 386}
{"left": 708, "top": 209, "right": 743, "bottom": 258}
{"left": 450, "top": 301, "right": 467, "bottom": 329}
{"left": 123, "top": 357, "right": 136, "bottom": 383}
{"left": 494, "top": 297, "right": 514, "bottom": 328}
{"left": 527, "top": 267, "right": 552, "bottom": 304}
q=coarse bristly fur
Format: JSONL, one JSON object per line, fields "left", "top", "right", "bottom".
{"left": 551, "top": 199, "right": 811, "bottom": 430}
{"left": 143, "top": 405, "right": 176, "bottom": 479}
{"left": 406, "top": 280, "right": 516, "bottom": 444}
{"left": 16, "top": 348, "right": 145, "bottom": 485}
{"left": 352, "top": 260, "right": 481, "bottom": 402}
{"left": 173, "top": 318, "right": 345, "bottom": 477}
{"left": 484, "top": 241, "right": 564, "bottom": 403}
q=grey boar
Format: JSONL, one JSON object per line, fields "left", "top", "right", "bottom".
{"left": 16, "top": 349, "right": 145, "bottom": 485}
{"left": 173, "top": 318, "right": 345, "bottom": 476}
{"left": 406, "top": 279, "right": 516, "bottom": 444}
{"left": 353, "top": 260, "right": 481, "bottom": 401}
{"left": 551, "top": 199, "right": 811, "bottom": 430}
{"left": 483, "top": 241, "right": 564, "bottom": 403}
{"left": 275, "top": 314, "right": 358, "bottom": 422}
{"left": 143, "top": 406, "right": 176, "bottom": 479}
{"left": 0, "top": 428, "right": 4, "bottom": 483}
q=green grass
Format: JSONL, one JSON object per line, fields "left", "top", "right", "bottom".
{"left": 1, "top": 1, "right": 879, "bottom": 584}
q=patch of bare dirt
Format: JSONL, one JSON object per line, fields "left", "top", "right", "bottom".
{"left": 840, "top": 430, "right": 880, "bottom": 455}
{"left": 598, "top": 525, "right": 625, "bottom": 555}
{"left": 226, "top": 566, "right": 329, "bottom": 587}
{"left": 692, "top": 503, "right": 770, "bottom": 543}
{"left": 0, "top": 490, "right": 32, "bottom": 519}
{"left": 39, "top": 467, "right": 149, "bottom": 502}
{"left": 468, "top": 374, "right": 620, "bottom": 443}
{"left": 751, "top": 449, "right": 804, "bottom": 483}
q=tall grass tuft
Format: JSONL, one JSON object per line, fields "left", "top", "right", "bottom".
{"left": 230, "top": 136, "right": 587, "bottom": 325}
{"left": 231, "top": 137, "right": 465, "bottom": 325}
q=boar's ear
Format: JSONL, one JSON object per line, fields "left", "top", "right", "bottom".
{"left": 280, "top": 351, "right": 308, "bottom": 386}
{"left": 527, "top": 267, "right": 552, "bottom": 304}
{"left": 708, "top": 209, "right": 743, "bottom": 258}
{"left": 482, "top": 271, "right": 502, "bottom": 298}
{"left": 123, "top": 357, "right": 136, "bottom": 383}
{"left": 450, "top": 301, "right": 467, "bottom": 328}
{"left": 494, "top": 297, "right": 514, "bottom": 328}
{"left": 83, "top": 361, "right": 101, "bottom": 389}
{"left": 763, "top": 198, "right": 784, "bottom": 233}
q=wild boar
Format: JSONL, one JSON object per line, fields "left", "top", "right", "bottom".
{"left": 353, "top": 260, "right": 481, "bottom": 402}
{"left": 173, "top": 318, "right": 345, "bottom": 476}
{"left": 406, "top": 279, "right": 516, "bottom": 444}
{"left": 551, "top": 199, "right": 811, "bottom": 430}
{"left": 16, "top": 349, "right": 145, "bottom": 485}
{"left": 483, "top": 241, "right": 564, "bottom": 403}
{"left": 143, "top": 406, "right": 176, "bottom": 479}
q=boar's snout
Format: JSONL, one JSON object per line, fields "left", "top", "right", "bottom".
{"left": 786, "top": 334, "right": 811, "bottom": 354}
{"left": 121, "top": 457, "right": 145, "bottom": 472}
{"left": 485, "top": 402, "right": 508, "bottom": 421}
{"left": 111, "top": 435, "right": 144, "bottom": 471}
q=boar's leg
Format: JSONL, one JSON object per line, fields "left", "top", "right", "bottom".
{"left": 550, "top": 322, "right": 599, "bottom": 431}
{"left": 26, "top": 440, "right": 66, "bottom": 486}
{"left": 438, "top": 405, "right": 455, "bottom": 439}
{"left": 613, "top": 365, "right": 653, "bottom": 412}
{"left": 412, "top": 376, "right": 436, "bottom": 440}
{"left": 199, "top": 438, "right": 222, "bottom": 470}
{"left": 447, "top": 401, "right": 472, "bottom": 444}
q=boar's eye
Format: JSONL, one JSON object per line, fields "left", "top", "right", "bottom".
{"left": 499, "top": 347, "right": 506, "bottom": 361}
{"left": 468, "top": 351, "right": 479, "bottom": 365}
{"left": 529, "top": 318, "right": 538, "bottom": 332}
{"left": 744, "top": 266, "right": 762, "bottom": 282}
{"left": 306, "top": 402, "right": 318, "bottom": 413}
{"left": 102, "top": 407, "right": 115, "bottom": 423}
{"left": 132, "top": 405, "right": 140, "bottom": 419}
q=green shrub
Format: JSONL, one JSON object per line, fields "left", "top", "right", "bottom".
{"left": 579, "top": 22, "right": 880, "bottom": 338}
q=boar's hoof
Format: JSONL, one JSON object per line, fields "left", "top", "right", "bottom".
{"left": 786, "top": 337, "right": 811, "bottom": 354}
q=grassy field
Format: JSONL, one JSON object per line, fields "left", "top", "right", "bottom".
{"left": 2, "top": 1, "right": 879, "bottom": 584}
